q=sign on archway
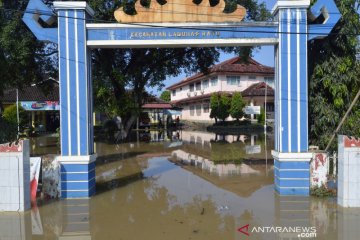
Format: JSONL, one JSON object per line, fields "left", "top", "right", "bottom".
{"left": 23, "top": 0, "right": 340, "bottom": 198}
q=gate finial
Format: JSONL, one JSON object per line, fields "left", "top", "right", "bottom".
{"left": 114, "top": 0, "right": 246, "bottom": 23}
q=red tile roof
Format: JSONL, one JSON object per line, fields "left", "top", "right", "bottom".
{"left": 142, "top": 103, "right": 173, "bottom": 109}
{"left": 242, "top": 82, "right": 274, "bottom": 97}
{"left": 167, "top": 57, "right": 274, "bottom": 90}
{"left": 0, "top": 81, "right": 59, "bottom": 102}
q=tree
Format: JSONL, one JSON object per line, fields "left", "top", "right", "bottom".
{"left": 87, "top": 0, "right": 272, "bottom": 138}
{"left": 0, "top": 117, "right": 17, "bottom": 144}
{"left": 1, "top": 0, "right": 270, "bottom": 140}
{"left": 160, "top": 91, "right": 171, "bottom": 102}
{"left": 218, "top": 94, "right": 231, "bottom": 122}
{"left": 257, "top": 106, "right": 265, "bottom": 125}
{"left": 230, "top": 92, "right": 245, "bottom": 122}
{"left": 0, "top": 0, "right": 57, "bottom": 93}
{"left": 308, "top": 0, "right": 360, "bottom": 150}
{"left": 210, "top": 93, "right": 220, "bottom": 123}
{"left": 2, "top": 104, "right": 29, "bottom": 131}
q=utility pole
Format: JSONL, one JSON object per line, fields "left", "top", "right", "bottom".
{"left": 16, "top": 89, "right": 20, "bottom": 139}
{"left": 325, "top": 88, "right": 360, "bottom": 151}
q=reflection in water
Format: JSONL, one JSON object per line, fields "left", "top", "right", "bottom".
{"left": 61, "top": 199, "right": 91, "bottom": 240}
{"left": 0, "top": 212, "right": 31, "bottom": 240}
{"left": 15, "top": 131, "right": 360, "bottom": 239}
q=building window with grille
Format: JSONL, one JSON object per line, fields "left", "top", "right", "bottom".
{"left": 203, "top": 104, "right": 209, "bottom": 113}
{"left": 249, "top": 75, "right": 256, "bottom": 80}
{"left": 172, "top": 90, "right": 176, "bottom": 96}
{"left": 211, "top": 77, "right": 218, "bottom": 86}
{"left": 226, "top": 76, "right": 241, "bottom": 86}
{"left": 196, "top": 105, "right": 202, "bottom": 116}
{"left": 189, "top": 84, "right": 194, "bottom": 92}
{"left": 264, "top": 77, "right": 274, "bottom": 81}
{"left": 190, "top": 106, "right": 195, "bottom": 116}
{"left": 196, "top": 82, "right": 201, "bottom": 90}
{"left": 203, "top": 80, "right": 209, "bottom": 89}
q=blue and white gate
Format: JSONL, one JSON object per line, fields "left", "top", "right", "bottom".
{"left": 23, "top": 0, "right": 340, "bottom": 198}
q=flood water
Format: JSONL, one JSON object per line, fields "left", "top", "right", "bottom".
{"left": 1, "top": 130, "right": 360, "bottom": 239}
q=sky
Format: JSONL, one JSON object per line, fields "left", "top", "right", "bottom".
{"left": 149, "top": 0, "right": 278, "bottom": 96}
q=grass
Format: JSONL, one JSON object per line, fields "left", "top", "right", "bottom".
{"left": 310, "top": 185, "right": 337, "bottom": 197}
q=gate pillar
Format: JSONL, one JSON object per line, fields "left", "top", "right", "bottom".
{"left": 272, "top": 0, "right": 313, "bottom": 196}
{"left": 53, "top": 2, "right": 96, "bottom": 198}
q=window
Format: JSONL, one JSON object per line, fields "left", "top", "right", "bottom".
{"left": 196, "top": 105, "right": 202, "bottom": 116}
{"left": 211, "top": 77, "right": 218, "bottom": 86}
{"left": 180, "top": 87, "right": 182, "bottom": 91}
{"left": 264, "top": 77, "right": 274, "bottom": 81}
{"left": 196, "top": 82, "right": 201, "bottom": 91}
{"left": 203, "top": 104, "right": 209, "bottom": 113}
{"left": 189, "top": 84, "right": 194, "bottom": 92}
{"left": 203, "top": 80, "right": 209, "bottom": 89}
{"left": 226, "top": 76, "right": 241, "bottom": 86}
{"left": 264, "top": 77, "right": 275, "bottom": 87}
{"left": 172, "top": 90, "right": 176, "bottom": 96}
{"left": 190, "top": 106, "right": 195, "bottom": 116}
{"left": 249, "top": 75, "right": 256, "bottom": 80}
{"left": 266, "top": 103, "right": 274, "bottom": 112}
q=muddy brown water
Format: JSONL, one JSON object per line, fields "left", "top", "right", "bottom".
{"left": 1, "top": 130, "right": 359, "bottom": 240}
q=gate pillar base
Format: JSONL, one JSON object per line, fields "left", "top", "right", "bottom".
{"left": 58, "top": 155, "right": 96, "bottom": 199}
{"left": 272, "top": 151, "right": 312, "bottom": 196}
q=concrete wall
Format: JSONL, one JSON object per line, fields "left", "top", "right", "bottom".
{"left": 310, "top": 152, "right": 329, "bottom": 188}
{"left": 0, "top": 140, "right": 30, "bottom": 212}
{"left": 338, "top": 135, "right": 360, "bottom": 207}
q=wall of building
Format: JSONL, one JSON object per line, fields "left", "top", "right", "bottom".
{"left": 179, "top": 96, "right": 275, "bottom": 122}
{"left": 171, "top": 74, "right": 274, "bottom": 102}
{"left": 0, "top": 140, "right": 30, "bottom": 212}
{"left": 181, "top": 104, "right": 212, "bottom": 122}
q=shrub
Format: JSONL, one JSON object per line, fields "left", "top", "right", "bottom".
{"left": 230, "top": 92, "right": 245, "bottom": 122}
{"left": 217, "top": 94, "right": 230, "bottom": 122}
{"left": 2, "top": 104, "right": 28, "bottom": 131}
{"left": 210, "top": 93, "right": 220, "bottom": 123}
{"left": 0, "top": 117, "right": 17, "bottom": 143}
{"left": 257, "top": 107, "right": 265, "bottom": 125}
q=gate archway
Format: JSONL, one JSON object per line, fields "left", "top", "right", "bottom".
{"left": 23, "top": 0, "right": 340, "bottom": 198}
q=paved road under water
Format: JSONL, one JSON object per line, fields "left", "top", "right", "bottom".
{"left": 1, "top": 130, "right": 360, "bottom": 239}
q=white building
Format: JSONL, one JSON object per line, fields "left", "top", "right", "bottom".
{"left": 167, "top": 57, "right": 275, "bottom": 122}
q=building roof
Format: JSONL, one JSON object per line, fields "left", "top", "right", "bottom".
{"left": 170, "top": 82, "right": 274, "bottom": 105}
{"left": 167, "top": 57, "right": 274, "bottom": 90}
{"left": 0, "top": 80, "right": 59, "bottom": 102}
{"left": 142, "top": 96, "right": 175, "bottom": 109}
{"left": 241, "top": 82, "right": 274, "bottom": 97}
{"left": 142, "top": 103, "right": 173, "bottom": 109}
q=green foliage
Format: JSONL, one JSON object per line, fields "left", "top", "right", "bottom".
{"left": 0, "top": 117, "right": 17, "bottom": 144}
{"left": 257, "top": 107, "right": 265, "bottom": 125}
{"left": 308, "top": 0, "right": 360, "bottom": 150}
{"left": 218, "top": 94, "right": 231, "bottom": 121}
{"left": 230, "top": 92, "right": 245, "bottom": 121}
{"left": 210, "top": 93, "right": 220, "bottom": 122}
{"left": 0, "top": 0, "right": 57, "bottom": 93}
{"left": 159, "top": 90, "right": 171, "bottom": 102}
{"left": 2, "top": 104, "right": 28, "bottom": 130}
{"left": 310, "top": 185, "right": 336, "bottom": 197}
{"left": 87, "top": 0, "right": 271, "bottom": 129}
